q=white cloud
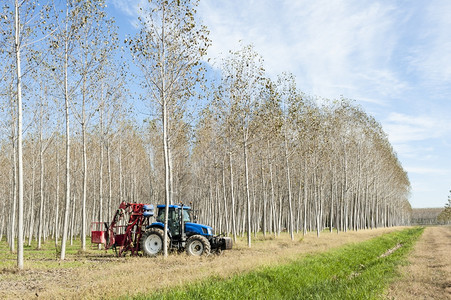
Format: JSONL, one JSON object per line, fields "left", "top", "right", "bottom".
{"left": 110, "top": 0, "right": 147, "bottom": 28}
{"left": 392, "top": 143, "right": 433, "bottom": 159}
{"left": 384, "top": 112, "right": 451, "bottom": 144}
{"left": 406, "top": 167, "right": 449, "bottom": 175}
{"left": 110, "top": 0, "right": 139, "bottom": 16}
{"left": 407, "top": 1, "right": 451, "bottom": 88}
{"left": 198, "top": 0, "right": 406, "bottom": 104}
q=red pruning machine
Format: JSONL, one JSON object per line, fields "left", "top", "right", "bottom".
{"left": 91, "top": 201, "right": 154, "bottom": 256}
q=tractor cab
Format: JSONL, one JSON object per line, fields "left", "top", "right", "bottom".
{"left": 155, "top": 204, "right": 194, "bottom": 237}
{"left": 150, "top": 204, "right": 214, "bottom": 238}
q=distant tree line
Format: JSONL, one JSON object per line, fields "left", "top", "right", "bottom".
{"left": 1, "top": 0, "right": 411, "bottom": 267}
{"left": 411, "top": 208, "right": 446, "bottom": 225}
{"left": 410, "top": 190, "right": 451, "bottom": 225}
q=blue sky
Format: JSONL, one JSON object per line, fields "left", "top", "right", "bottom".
{"left": 109, "top": 0, "right": 451, "bottom": 208}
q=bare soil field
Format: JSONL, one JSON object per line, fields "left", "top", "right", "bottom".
{"left": 0, "top": 227, "right": 401, "bottom": 300}
{"left": 387, "top": 226, "right": 451, "bottom": 300}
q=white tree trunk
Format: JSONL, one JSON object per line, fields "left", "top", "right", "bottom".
{"left": 37, "top": 122, "right": 44, "bottom": 249}
{"left": 54, "top": 142, "right": 60, "bottom": 247}
{"left": 229, "top": 152, "right": 237, "bottom": 242}
{"left": 284, "top": 135, "right": 294, "bottom": 240}
{"left": 243, "top": 135, "right": 251, "bottom": 248}
{"left": 60, "top": 9, "right": 71, "bottom": 259}
{"left": 14, "top": 0, "right": 24, "bottom": 269}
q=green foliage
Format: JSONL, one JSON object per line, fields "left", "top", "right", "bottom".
{"left": 437, "top": 190, "right": 451, "bottom": 223}
{"left": 136, "top": 227, "right": 424, "bottom": 300}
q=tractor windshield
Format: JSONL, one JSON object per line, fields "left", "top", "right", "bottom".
{"left": 156, "top": 206, "right": 191, "bottom": 223}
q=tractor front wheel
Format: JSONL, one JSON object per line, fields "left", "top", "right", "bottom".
{"left": 140, "top": 228, "right": 167, "bottom": 256}
{"left": 186, "top": 235, "right": 211, "bottom": 256}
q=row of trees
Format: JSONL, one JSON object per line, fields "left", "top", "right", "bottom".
{"left": 1, "top": 0, "right": 411, "bottom": 268}
{"left": 190, "top": 63, "right": 411, "bottom": 246}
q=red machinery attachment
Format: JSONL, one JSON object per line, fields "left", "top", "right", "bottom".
{"left": 91, "top": 202, "right": 153, "bottom": 256}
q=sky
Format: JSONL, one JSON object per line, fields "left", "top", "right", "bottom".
{"left": 108, "top": 0, "right": 451, "bottom": 209}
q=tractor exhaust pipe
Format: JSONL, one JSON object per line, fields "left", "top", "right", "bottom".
{"left": 180, "top": 203, "right": 186, "bottom": 244}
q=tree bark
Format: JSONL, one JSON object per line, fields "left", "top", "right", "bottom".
{"left": 14, "top": 0, "right": 24, "bottom": 269}
{"left": 60, "top": 5, "right": 71, "bottom": 260}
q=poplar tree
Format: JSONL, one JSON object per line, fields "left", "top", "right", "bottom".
{"left": 128, "top": 0, "right": 209, "bottom": 257}
{"left": 220, "top": 44, "right": 266, "bottom": 247}
{"left": 48, "top": 0, "right": 97, "bottom": 260}
{"left": 68, "top": 0, "right": 117, "bottom": 251}
{"left": 13, "top": 0, "right": 25, "bottom": 269}
{"left": 10, "top": 0, "right": 53, "bottom": 269}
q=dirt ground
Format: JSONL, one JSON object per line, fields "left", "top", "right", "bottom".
{"left": 0, "top": 227, "right": 401, "bottom": 300}
{"left": 387, "top": 226, "right": 451, "bottom": 300}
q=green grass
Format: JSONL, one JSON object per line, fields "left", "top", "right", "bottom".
{"left": 134, "top": 227, "right": 424, "bottom": 300}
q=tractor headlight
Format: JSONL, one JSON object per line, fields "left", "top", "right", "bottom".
{"left": 207, "top": 228, "right": 212, "bottom": 235}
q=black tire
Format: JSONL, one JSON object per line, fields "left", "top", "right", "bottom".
{"left": 140, "top": 228, "right": 168, "bottom": 256}
{"left": 186, "top": 235, "right": 211, "bottom": 256}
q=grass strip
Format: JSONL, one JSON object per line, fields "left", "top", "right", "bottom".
{"left": 0, "top": 237, "right": 108, "bottom": 270}
{"left": 135, "top": 227, "right": 424, "bottom": 300}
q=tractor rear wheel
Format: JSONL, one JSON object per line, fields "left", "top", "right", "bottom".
{"left": 186, "top": 235, "right": 211, "bottom": 256}
{"left": 140, "top": 228, "right": 167, "bottom": 256}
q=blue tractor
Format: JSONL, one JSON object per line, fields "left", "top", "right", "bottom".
{"left": 140, "top": 204, "right": 232, "bottom": 256}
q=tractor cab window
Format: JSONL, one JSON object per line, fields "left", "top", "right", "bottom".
{"left": 156, "top": 207, "right": 191, "bottom": 223}
{"left": 182, "top": 209, "right": 191, "bottom": 222}
{"left": 156, "top": 208, "right": 166, "bottom": 223}
{"left": 156, "top": 207, "right": 178, "bottom": 222}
